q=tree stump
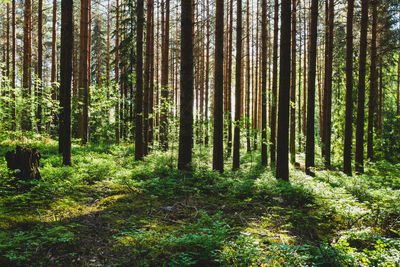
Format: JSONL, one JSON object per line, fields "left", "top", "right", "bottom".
{"left": 5, "top": 146, "right": 42, "bottom": 181}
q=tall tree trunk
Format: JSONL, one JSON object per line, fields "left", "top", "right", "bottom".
{"left": 11, "top": 0, "right": 16, "bottom": 130}
{"left": 305, "top": 0, "right": 318, "bottom": 176}
{"left": 344, "top": 0, "right": 354, "bottom": 175}
{"left": 37, "top": 0, "right": 43, "bottom": 133}
{"left": 377, "top": 60, "right": 383, "bottom": 132}
{"left": 204, "top": 0, "right": 210, "bottom": 145}
{"left": 367, "top": 0, "right": 377, "bottom": 161}
{"left": 232, "top": 0, "right": 242, "bottom": 170}
{"left": 6, "top": 3, "right": 10, "bottom": 79}
{"left": 59, "top": 0, "right": 73, "bottom": 166}
{"left": 322, "top": 0, "right": 334, "bottom": 168}
{"left": 213, "top": 0, "right": 224, "bottom": 172}
{"left": 397, "top": 53, "right": 400, "bottom": 127}
{"left": 22, "top": 0, "right": 32, "bottom": 131}
{"left": 144, "top": 0, "right": 154, "bottom": 155}
{"left": 245, "top": 0, "right": 251, "bottom": 152}
{"left": 148, "top": 2, "right": 155, "bottom": 149}
{"left": 160, "top": 0, "right": 170, "bottom": 151}
{"left": 355, "top": 0, "right": 369, "bottom": 173}
{"left": 78, "top": 0, "right": 89, "bottom": 144}
{"left": 270, "top": 0, "right": 279, "bottom": 165}
{"left": 135, "top": 0, "right": 144, "bottom": 160}
{"left": 227, "top": 0, "right": 233, "bottom": 155}
{"left": 115, "top": 0, "right": 120, "bottom": 143}
{"left": 289, "top": 0, "right": 296, "bottom": 164}
{"left": 302, "top": 0, "right": 307, "bottom": 145}
{"left": 106, "top": 0, "right": 110, "bottom": 86}
{"left": 253, "top": 0, "right": 259, "bottom": 150}
{"left": 178, "top": 0, "right": 193, "bottom": 170}
{"left": 276, "top": 0, "right": 291, "bottom": 180}
{"left": 261, "top": 0, "right": 268, "bottom": 166}
{"left": 51, "top": 0, "right": 57, "bottom": 103}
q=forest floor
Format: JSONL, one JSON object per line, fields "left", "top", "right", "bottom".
{"left": 1, "top": 133, "right": 400, "bottom": 266}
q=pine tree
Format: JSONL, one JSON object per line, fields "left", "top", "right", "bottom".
{"left": 178, "top": 0, "right": 194, "bottom": 170}
{"left": 59, "top": 0, "right": 74, "bottom": 166}
{"left": 213, "top": 0, "right": 224, "bottom": 172}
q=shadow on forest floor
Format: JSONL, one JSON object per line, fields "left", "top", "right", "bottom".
{"left": 1, "top": 138, "right": 400, "bottom": 266}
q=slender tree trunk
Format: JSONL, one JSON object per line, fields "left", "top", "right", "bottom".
{"left": 367, "top": 0, "right": 377, "bottom": 161}
{"left": 253, "top": 0, "right": 259, "bottom": 150}
{"left": 204, "top": 0, "right": 210, "bottom": 145}
{"left": 276, "top": 0, "right": 291, "bottom": 180}
{"left": 78, "top": 0, "right": 89, "bottom": 144}
{"left": 178, "top": 0, "right": 194, "bottom": 170}
{"left": 144, "top": 0, "right": 154, "bottom": 155}
{"left": 160, "top": 0, "right": 170, "bottom": 150}
{"left": 305, "top": 0, "right": 318, "bottom": 176}
{"left": 22, "top": 0, "right": 32, "bottom": 131}
{"left": 51, "top": 0, "right": 57, "bottom": 102}
{"left": 302, "top": 0, "right": 307, "bottom": 144}
{"left": 227, "top": 0, "right": 233, "bottom": 155}
{"left": 155, "top": 3, "right": 160, "bottom": 134}
{"left": 6, "top": 3, "right": 10, "bottom": 79}
{"left": 289, "top": 0, "right": 297, "bottom": 164}
{"left": 135, "top": 0, "right": 144, "bottom": 160}
{"left": 344, "top": 0, "right": 354, "bottom": 175}
{"left": 59, "top": 0, "right": 73, "bottom": 166}
{"left": 322, "top": 0, "right": 334, "bottom": 168}
{"left": 88, "top": 1, "right": 92, "bottom": 85}
{"left": 355, "top": 0, "right": 369, "bottom": 173}
{"left": 377, "top": 60, "right": 383, "bottom": 133}
{"left": 115, "top": 0, "right": 120, "bottom": 143}
{"left": 397, "top": 53, "right": 400, "bottom": 127}
{"left": 245, "top": 0, "right": 251, "bottom": 152}
{"left": 11, "top": 0, "right": 16, "bottom": 130}
{"left": 106, "top": 0, "right": 110, "bottom": 85}
{"left": 213, "top": 0, "right": 224, "bottom": 172}
{"left": 261, "top": 0, "right": 268, "bottom": 166}
{"left": 233, "top": 0, "right": 242, "bottom": 170}
{"left": 148, "top": 2, "right": 155, "bottom": 149}
{"left": 37, "top": 0, "right": 43, "bottom": 133}
{"left": 270, "top": 0, "right": 279, "bottom": 165}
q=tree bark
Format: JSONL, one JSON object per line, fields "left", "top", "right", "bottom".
{"left": 232, "top": 0, "right": 242, "bottom": 171}
{"left": 178, "top": 0, "right": 194, "bottom": 170}
{"left": 115, "top": 0, "right": 120, "bottom": 143}
{"left": 246, "top": 0, "right": 251, "bottom": 152}
{"left": 261, "top": 0, "right": 268, "bottom": 166}
{"left": 11, "top": 0, "right": 16, "bottom": 130}
{"left": 144, "top": 0, "right": 154, "bottom": 155}
{"left": 22, "top": 0, "right": 32, "bottom": 131}
{"left": 344, "top": 0, "right": 354, "bottom": 175}
{"left": 305, "top": 0, "right": 318, "bottom": 176}
{"left": 204, "top": 0, "right": 210, "bottom": 145}
{"left": 135, "top": 0, "right": 144, "bottom": 160}
{"left": 276, "top": 0, "right": 291, "bottom": 180}
{"left": 322, "top": 0, "right": 334, "bottom": 168}
{"left": 37, "top": 0, "right": 43, "bottom": 133}
{"left": 367, "top": 0, "right": 378, "bottom": 161}
{"left": 78, "top": 0, "right": 89, "bottom": 144}
{"left": 160, "top": 0, "right": 170, "bottom": 151}
{"left": 289, "top": 0, "right": 297, "bottom": 164}
{"left": 213, "top": 0, "right": 224, "bottom": 172}
{"left": 355, "top": 0, "right": 369, "bottom": 173}
{"left": 270, "top": 0, "right": 279, "bottom": 165}
{"left": 59, "top": 0, "right": 74, "bottom": 166}
{"left": 51, "top": 0, "right": 57, "bottom": 102}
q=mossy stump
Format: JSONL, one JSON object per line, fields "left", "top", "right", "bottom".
{"left": 5, "top": 145, "right": 42, "bottom": 181}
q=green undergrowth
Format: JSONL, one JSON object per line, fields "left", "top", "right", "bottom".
{"left": 0, "top": 134, "right": 399, "bottom": 266}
